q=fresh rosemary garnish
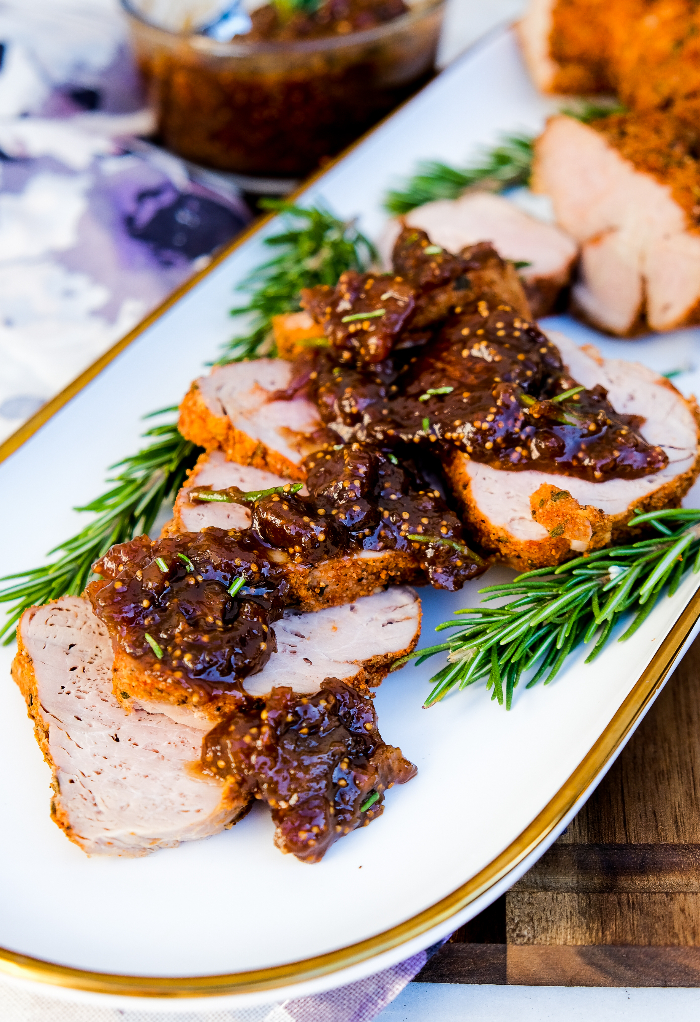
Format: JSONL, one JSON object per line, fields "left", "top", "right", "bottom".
{"left": 0, "top": 204, "right": 367, "bottom": 642}
{"left": 190, "top": 483, "right": 303, "bottom": 504}
{"left": 384, "top": 134, "right": 534, "bottom": 215}
{"left": 177, "top": 552, "right": 195, "bottom": 572}
{"left": 155, "top": 557, "right": 168, "bottom": 573}
{"left": 396, "top": 509, "right": 700, "bottom": 710}
{"left": 0, "top": 413, "right": 199, "bottom": 644}
{"left": 228, "top": 576, "right": 246, "bottom": 598}
{"left": 383, "top": 104, "right": 625, "bottom": 216}
{"left": 218, "top": 200, "right": 376, "bottom": 364}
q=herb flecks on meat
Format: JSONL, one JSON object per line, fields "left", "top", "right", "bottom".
{"left": 301, "top": 271, "right": 415, "bottom": 366}
{"left": 88, "top": 530, "right": 286, "bottom": 692}
{"left": 201, "top": 678, "right": 416, "bottom": 863}
{"left": 301, "top": 230, "right": 668, "bottom": 484}
{"left": 191, "top": 442, "right": 486, "bottom": 590}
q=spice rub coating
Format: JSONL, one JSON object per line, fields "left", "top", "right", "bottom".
{"left": 202, "top": 678, "right": 416, "bottom": 863}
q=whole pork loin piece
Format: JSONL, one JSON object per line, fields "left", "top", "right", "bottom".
{"left": 446, "top": 331, "right": 700, "bottom": 571}
{"left": 163, "top": 450, "right": 422, "bottom": 611}
{"left": 380, "top": 193, "right": 578, "bottom": 318}
{"left": 178, "top": 359, "right": 325, "bottom": 479}
{"left": 129, "top": 586, "right": 421, "bottom": 729}
{"left": 533, "top": 112, "right": 700, "bottom": 335}
{"left": 517, "top": 0, "right": 641, "bottom": 95}
{"left": 12, "top": 597, "right": 247, "bottom": 856}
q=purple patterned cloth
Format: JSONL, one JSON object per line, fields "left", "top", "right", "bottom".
{"left": 0, "top": 0, "right": 250, "bottom": 445}
{"left": 0, "top": 2, "right": 436, "bottom": 1016}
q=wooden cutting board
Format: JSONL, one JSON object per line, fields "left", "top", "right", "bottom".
{"left": 415, "top": 632, "right": 700, "bottom": 987}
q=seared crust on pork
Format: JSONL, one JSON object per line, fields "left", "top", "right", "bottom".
{"left": 13, "top": 597, "right": 248, "bottom": 855}
{"left": 446, "top": 332, "right": 700, "bottom": 571}
{"left": 178, "top": 360, "right": 324, "bottom": 480}
{"left": 113, "top": 588, "right": 422, "bottom": 728}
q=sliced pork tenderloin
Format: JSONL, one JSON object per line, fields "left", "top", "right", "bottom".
{"left": 178, "top": 359, "right": 325, "bottom": 480}
{"left": 533, "top": 112, "right": 700, "bottom": 335}
{"left": 162, "top": 449, "right": 422, "bottom": 610}
{"left": 165, "top": 450, "right": 299, "bottom": 536}
{"left": 446, "top": 331, "right": 700, "bottom": 570}
{"left": 380, "top": 192, "right": 578, "bottom": 318}
{"left": 12, "top": 597, "right": 247, "bottom": 856}
{"left": 127, "top": 587, "right": 421, "bottom": 729}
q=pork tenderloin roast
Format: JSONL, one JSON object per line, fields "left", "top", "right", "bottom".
{"left": 533, "top": 112, "right": 700, "bottom": 336}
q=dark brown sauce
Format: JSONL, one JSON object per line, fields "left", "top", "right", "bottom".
{"left": 88, "top": 530, "right": 287, "bottom": 691}
{"left": 88, "top": 445, "right": 484, "bottom": 693}
{"left": 301, "top": 228, "right": 668, "bottom": 483}
{"left": 201, "top": 678, "right": 416, "bottom": 863}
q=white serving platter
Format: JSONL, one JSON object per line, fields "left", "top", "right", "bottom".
{"left": 2, "top": 25, "right": 700, "bottom": 1011}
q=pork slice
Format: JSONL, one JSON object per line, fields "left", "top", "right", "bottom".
{"left": 162, "top": 449, "right": 423, "bottom": 614}
{"left": 446, "top": 330, "right": 700, "bottom": 570}
{"left": 165, "top": 450, "right": 304, "bottom": 535}
{"left": 380, "top": 193, "right": 578, "bottom": 319}
{"left": 12, "top": 597, "right": 247, "bottom": 856}
{"left": 178, "top": 360, "right": 323, "bottom": 479}
{"left": 533, "top": 113, "right": 700, "bottom": 334}
{"left": 131, "top": 587, "right": 421, "bottom": 729}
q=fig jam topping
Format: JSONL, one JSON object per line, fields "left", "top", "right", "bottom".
{"left": 301, "top": 270, "right": 415, "bottom": 365}
{"left": 201, "top": 678, "right": 416, "bottom": 863}
{"left": 296, "top": 227, "right": 668, "bottom": 483}
{"left": 305, "top": 307, "right": 668, "bottom": 484}
{"left": 88, "top": 529, "right": 286, "bottom": 690}
{"left": 89, "top": 443, "right": 485, "bottom": 693}
{"left": 193, "top": 442, "right": 485, "bottom": 591}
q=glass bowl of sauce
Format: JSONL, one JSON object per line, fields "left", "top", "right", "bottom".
{"left": 122, "top": 0, "right": 445, "bottom": 180}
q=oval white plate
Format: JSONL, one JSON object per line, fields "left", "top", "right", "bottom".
{"left": 2, "top": 26, "right": 700, "bottom": 1010}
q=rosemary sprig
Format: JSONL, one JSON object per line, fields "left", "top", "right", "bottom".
{"left": 218, "top": 200, "right": 376, "bottom": 364}
{"left": 0, "top": 412, "right": 199, "bottom": 644}
{"left": 383, "top": 104, "right": 626, "bottom": 216}
{"left": 395, "top": 509, "right": 700, "bottom": 710}
{"left": 384, "top": 134, "right": 534, "bottom": 215}
{"left": 0, "top": 204, "right": 368, "bottom": 641}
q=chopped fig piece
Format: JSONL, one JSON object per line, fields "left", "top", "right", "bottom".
{"left": 201, "top": 678, "right": 416, "bottom": 863}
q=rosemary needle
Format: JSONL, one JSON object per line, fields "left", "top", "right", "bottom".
{"left": 394, "top": 509, "right": 700, "bottom": 710}
{"left": 360, "top": 791, "right": 381, "bottom": 812}
{"left": 383, "top": 105, "right": 624, "bottom": 216}
{"left": 144, "top": 632, "right": 163, "bottom": 659}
